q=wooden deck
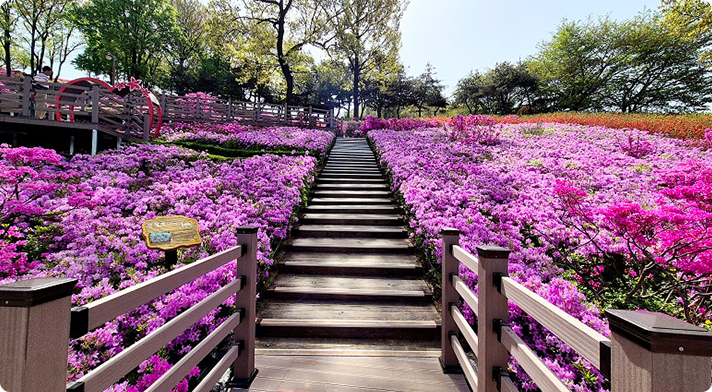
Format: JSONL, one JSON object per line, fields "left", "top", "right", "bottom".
{"left": 237, "top": 355, "right": 469, "bottom": 392}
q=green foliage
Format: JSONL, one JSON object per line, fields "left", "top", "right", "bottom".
{"left": 526, "top": 11, "right": 712, "bottom": 113}
{"left": 661, "top": 0, "right": 712, "bottom": 63}
{"left": 454, "top": 62, "right": 538, "bottom": 115}
{"left": 72, "top": 0, "right": 180, "bottom": 86}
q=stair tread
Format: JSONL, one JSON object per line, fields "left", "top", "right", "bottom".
{"left": 310, "top": 198, "right": 393, "bottom": 203}
{"left": 270, "top": 274, "right": 428, "bottom": 292}
{"left": 259, "top": 300, "right": 440, "bottom": 322}
{"left": 281, "top": 252, "right": 419, "bottom": 265}
{"left": 296, "top": 224, "right": 406, "bottom": 232}
{"left": 303, "top": 213, "right": 401, "bottom": 219}
{"left": 314, "top": 190, "right": 391, "bottom": 195}
{"left": 290, "top": 238, "right": 413, "bottom": 248}
{"left": 256, "top": 337, "right": 440, "bottom": 352}
{"left": 306, "top": 205, "right": 397, "bottom": 210}
{"left": 316, "top": 184, "right": 388, "bottom": 189}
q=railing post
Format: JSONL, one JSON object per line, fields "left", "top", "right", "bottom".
{"left": 440, "top": 228, "right": 462, "bottom": 373}
{"left": 476, "top": 246, "right": 510, "bottom": 392}
{"left": 229, "top": 227, "right": 259, "bottom": 389}
{"left": 228, "top": 98, "right": 233, "bottom": 122}
{"left": 606, "top": 310, "right": 712, "bottom": 392}
{"left": 329, "top": 108, "right": 335, "bottom": 129}
{"left": 143, "top": 112, "right": 150, "bottom": 141}
{"left": 90, "top": 86, "right": 100, "bottom": 124}
{"left": 21, "top": 77, "right": 31, "bottom": 117}
{"left": 0, "top": 278, "right": 77, "bottom": 392}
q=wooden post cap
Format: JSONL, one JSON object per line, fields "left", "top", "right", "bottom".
{"left": 476, "top": 246, "right": 511, "bottom": 259}
{"left": 0, "top": 278, "right": 77, "bottom": 307}
{"left": 440, "top": 228, "right": 461, "bottom": 236}
{"left": 235, "top": 227, "right": 259, "bottom": 234}
{"left": 606, "top": 309, "right": 712, "bottom": 356}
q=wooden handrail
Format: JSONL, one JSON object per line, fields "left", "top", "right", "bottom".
{"left": 439, "top": 230, "right": 712, "bottom": 391}
{"left": 500, "top": 326, "right": 570, "bottom": 391}
{"left": 451, "top": 275, "right": 478, "bottom": 316}
{"left": 71, "top": 245, "right": 242, "bottom": 335}
{"left": 500, "top": 276, "right": 610, "bottom": 372}
{"left": 144, "top": 313, "right": 242, "bottom": 392}
{"left": 450, "top": 334, "right": 478, "bottom": 389}
{"left": 0, "top": 228, "right": 260, "bottom": 392}
{"left": 71, "top": 278, "right": 243, "bottom": 392}
{"left": 452, "top": 245, "right": 478, "bottom": 273}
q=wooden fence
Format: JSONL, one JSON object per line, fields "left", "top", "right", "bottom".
{"left": 0, "top": 227, "right": 259, "bottom": 392}
{"left": 440, "top": 229, "right": 712, "bottom": 392}
{"left": 0, "top": 76, "right": 340, "bottom": 147}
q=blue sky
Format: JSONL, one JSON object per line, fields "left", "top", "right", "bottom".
{"left": 400, "top": 0, "right": 662, "bottom": 96}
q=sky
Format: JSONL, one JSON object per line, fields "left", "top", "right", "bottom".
{"left": 400, "top": 0, "right": 662, "bottom": 96}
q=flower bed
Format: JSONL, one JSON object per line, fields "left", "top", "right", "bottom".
{"left": 369, "top": 122, "right": 711, "bottom": 391}
{"left": 160, "top": 122, "right": 335, "bottom": 160}
{"left": 494, "top": 112, "right": 712, "bottom": 142}
{"left": 0, "top": 140, "right": 322, "bottom": 390}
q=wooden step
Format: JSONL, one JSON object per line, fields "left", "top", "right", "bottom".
{"left": 288, "top": 238, "right": 414, "bottom": 253}
{"left": 316, "top": 183, "right": 388, "bottom": 190}
{"left": 278, "top": 252, "right": 421, "bottom": 276}
{"left": 324, "top": 164, "right": 380, "bottom": 169}
{"left": 313, "top": 190, "right": 391, "bottom": 199}
{"left": 310, "top": 197, "right": 393, "bottom": 205}
{"left": 265, "top": 275, "right": 431, "bottom": 301}
{"left": 256, "top": 337, "right": 441, "bottom": 353}
{"left": 302, "top": 213, "right": 402, "bottom": 225}
{"left": 294, "top": 224, "right": 407, "bottom": 238}
{"left": 318, "top": 178, "right": 387, "bottom": 184}
{"left": 319, "top": 175, "right": 385, "bottom": 181}
{"left": 305, "top": 205, "right": 398, "bottom": 214}
{"left": 321, "top": 170, "right": 383, "bottom": 176}
{"left": 257, "top": 300, "right": 440, "bottom": 339}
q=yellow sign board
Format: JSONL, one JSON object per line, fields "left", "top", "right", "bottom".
{"left": 141, "top": 216, "right": 202, "bottom": 251}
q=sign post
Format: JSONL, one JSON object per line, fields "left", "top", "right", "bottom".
{"left": 141, "top": 216, "right": 202, "bottom": 268}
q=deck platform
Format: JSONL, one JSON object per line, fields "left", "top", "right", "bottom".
{"left": 236, "top": 354, "right": 469, "bottom": 392}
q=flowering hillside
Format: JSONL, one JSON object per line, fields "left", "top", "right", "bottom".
{"left": 369, "top": 120, "right": 711, "bottom": 391}
{"left": 0, "top": 130, "right": 330, "bottom": 390}
{"left": 160, "top": 122, "right": 335, "bottom": 159}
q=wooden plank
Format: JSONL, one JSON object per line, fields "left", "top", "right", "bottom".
{"left": 451, "top": 335, "right": 478, "bottom": 390}
{"left": 500, "top": 326, "right": 570, "bottom": 392}
{"left": 145, "top": 313, "right": 242, "bottom": 392}
{"left": 259, "top": 319, "right": 437, "bottom": 328}
{"left": 193, "top": 345, "right": 239, "bottom": 392}
{"left": 451, "top": 306, "right": 477, "bottom": 353}
{"left": 77, "top": 278, "right": 242, "bottom": 392}
{"left": 500, "top": 276, "right": 609, "bottom": 370}
{"left": 452, "top": 275, "right": 478, "bottom": 317}
{"left": 452, "top": 246, "right": 478, "bottom": 273}
{"left": 258, "top": 300, "right": 440, "bottom": 321}
{"left": 81, "top": 246, "right": 241, "bottom": 331}
{"left": 500, "top": 375, "right": 518, "bottom": 392}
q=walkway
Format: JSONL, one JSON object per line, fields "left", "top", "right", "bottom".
{"left": 249, "top": 138, "right": 466, "bottom": 391}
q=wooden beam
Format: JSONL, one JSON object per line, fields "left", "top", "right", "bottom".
{"left": 500, "top": 276, "right": 610, "bottom": 372}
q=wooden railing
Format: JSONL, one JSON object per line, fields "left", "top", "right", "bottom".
{"left": 159, "top": 95, "right": 337, "bottom": 130}
{"left": 440, "top": 229, "right": 712, "bottom": 392}
{"left": 0, "top": 75, "right": 340, "bottom": 144}
{"left": 0, "top": 227, "right": 259, "bottom": 392}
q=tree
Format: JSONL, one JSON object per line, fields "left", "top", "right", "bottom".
{"left": 528, "top": 17, "right": 628, "bottom": 111}
{"left": 329, "top": 0, "right": 406, "bottom": 118}
{"left": 604, "top": 12, "right": 712, "bottom": 112}
{"left": 16, "top": 0, "right": 72, "bottom": 74}
{"left": 297, "top": 59, "right": 350, "bottom": 111}
{"left": 73, "top": 0, "right": 179, "bottom": 85}
{"left": 239, "top": 0, "right": 337, "bottom": 104}
{"left": 411, "top": 63, "right": 446, "bottom": 117}
{"left": 660, "top": 0, "right": 712, "bottom": 63}
{"left": 0, "top": 1, "right": 18, "bottom": 76}
{"left": 168, "top": 0, "right": 207, "bottom": 94}
{"left": 384, "top": 67, "right": 416, "bottom": 118}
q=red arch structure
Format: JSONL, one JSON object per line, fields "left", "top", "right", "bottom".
{"left": 54, "top": 77, "right": 163, "bottom": 138}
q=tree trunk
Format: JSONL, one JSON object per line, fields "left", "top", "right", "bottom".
{"left": 352, "top": 66, "right": 360, "bottom": 119}
{"left": 275, "top": 2, "right": 295, "bottom": 105}
{"left": 3, "top": 29, "right": 10, "bottom": 76}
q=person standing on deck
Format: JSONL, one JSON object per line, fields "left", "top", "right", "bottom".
{"left": 33, "top": 66, "right": 52, "bottom": 119}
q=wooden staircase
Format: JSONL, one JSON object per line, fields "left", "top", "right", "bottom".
{"left": 256, "top": 137, "right": 441, "bottom": 353}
